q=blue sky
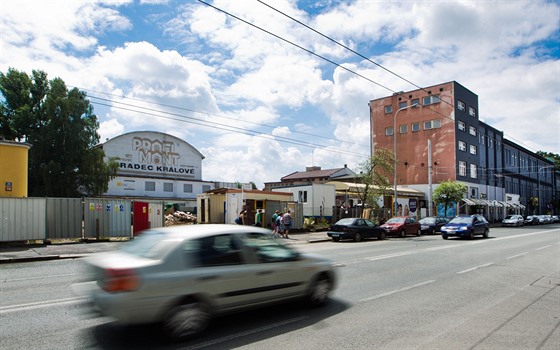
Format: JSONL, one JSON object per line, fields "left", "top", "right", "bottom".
{"left": 1, "top": 0, "right": 559, "bottom": 188}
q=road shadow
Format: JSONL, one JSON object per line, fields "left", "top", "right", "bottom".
{"left": 87, "top": 298, "right": 349, "bottom": 349}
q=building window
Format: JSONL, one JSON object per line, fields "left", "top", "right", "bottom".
{"left": 459, "top": 141, "right": 466, "bottom": 151}
{"left": 145, "top": 181, "right": 155, "bottom": 191}
{"left": 469, "top": 106, "right": 476, "bottom": 117}
{"left": 469, "top": 126, "right": 477, "bottom": 136}
{"left": 432, "top": 119, "right": 441, "bottom": 128}
{"left": 411, "top": 123, "right": 420, "bottom": 132}
{"left": 458, "top": 121, "right": 466, "bottom": 131}
{"left": 424, "top": 121, "right": 433, "bottom": 130}
{"left": 411, "top": 98, "right": 419, "bottom": 106}
{"left": 298, "top": 190, "right": 308, "bottom": 203}
{"left": 385, "top": 127, "right": 394, "bottom": 136}
{"left": 183, "top": 184, "right": 193, "bottom": 193}
{"left": 399, "top": 124, "right": 408, "bottom": 134}
{"left": 202, "top": 185, "right": 211, "bottom": 192}
{"left": 459, "top": 161, "right": 466, "bottom": 176}
{"left": 163, "top": 183, "right": 173, "bottom": 192}
{"left": 384, "top": 105, "right": 393, "bottom": 114}
{"left": 470, "top": 164, "right": 477, "bottom": 178}
{"left": 399, "top": 101, "right": 407, "bottom": 109}
{"left": 423, "top": 94, "right": 440, "bottom": 106}
{"left": 458, "top": 100, "right": 465, "bottom": 111}
{"left": 470, "top": 145, "right": 477, "bottom": 155}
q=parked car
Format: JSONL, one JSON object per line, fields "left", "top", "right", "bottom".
{"left": 536, "top": 215, "right": 551, "bottom": 224}
{"left": 501, "top": 215, "right": 524, "bottom": 227}
{"left": 524, "top": 216, "right": 539, "bottom": 226}
{"left": 419, "top": 216, "right": 450, "bottom": 235}
{"left": 327, "top": 218, "right": 386, "bottom": 242}
{"left": 440, "top": 214, "right": 490, "bottom": 240}
{"left": 76, "top": 225, "right": 337, "bottom": 340}
{"left": 551, "top": 215, "right": 559, "bottom": 223}
{"left": 380, "top": 216, "right": 421, "bottom": 237}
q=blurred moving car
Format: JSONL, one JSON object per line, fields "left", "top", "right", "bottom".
{"left": 501, "top": 215, "right": 524, "bottom": 227}
{"left": 380, "top": 216, "right": 421, "bottom": 237}
{"left": 419, "top": 216, "right": 450, "bottom": 235}
{"left": 77, "top": 225, "right": 337, "bottom": 340}
{"left": 327, "top": 218, "right": 386, "bottom": 242}
{"left": 524, "top": 216, "right": 539, "bottom": 226}
{"left": 440, "top": 214, "right": 490, "bottom": 240}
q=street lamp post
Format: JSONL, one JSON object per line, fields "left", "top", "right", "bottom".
{"left": 393, "top": 103, "right": 419, "bottom": 216}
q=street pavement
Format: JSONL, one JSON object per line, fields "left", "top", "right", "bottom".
{"left": 0, "top": 230, "right": 331, "bottom": 264}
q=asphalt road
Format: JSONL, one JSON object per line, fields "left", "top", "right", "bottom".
{"left": 1, "top": 225, "right": 559, "bottom": 349}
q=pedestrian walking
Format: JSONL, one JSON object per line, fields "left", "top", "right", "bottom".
{"left": 254, "top": 209, "right": 263, "bottom": 227}
{"left": 271, "top": 210, "right": 280, "bottom": 237}
{"left": 282, "top": 210, "right": 292, "bottom": 239}
{"left": 275, "top": 212, "right": 285, "bottom": 238}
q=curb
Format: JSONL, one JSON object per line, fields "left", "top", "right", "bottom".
{"left": 0, "top": 254, "right": 90, "bottom": 264}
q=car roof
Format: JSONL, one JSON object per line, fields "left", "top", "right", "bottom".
{"left": 140, "top": 224, "right": 272, "bottom": 240}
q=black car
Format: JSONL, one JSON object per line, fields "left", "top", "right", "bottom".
{"left": 524, "top": 216, "right": 539, "bottom": 226}
{"left": 327, "top": 218, "right": 386, "bottom": 242}
{"left": 419, "top": 216, "right": 450, "bottom": 235}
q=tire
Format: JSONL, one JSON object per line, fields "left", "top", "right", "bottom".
{"left": 353, "top": 232, "right": 363, "bottom": 242}
{"left": 416, "top": 229, "right": 421, "bottom": 237}
{"left": 332, "top": 237, "right": 340, "bottom": 242}
{"left": 162, "top": 299, "right": 210, "bottom": 340}
{"left": 377, "top": 231, "right": 386, "bottom": 240}
{"left": 466, "top": 231, "right": 474, "bottom": 240}
{"left": 430, "top": 228, "right": 436, "bottom": 235}
{"left": 442, "top": 235, "right": 448, "bottom": 240}
{"left": 400, "top": 229, "right": 406, "bottom": 238}
{"left": 483, "top": 228, "right": 489, "bottom": 238}
{"left": 306, "top": 276, "right": 332, "bottom": 307}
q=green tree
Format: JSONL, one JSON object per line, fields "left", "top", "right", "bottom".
{"left": 0, "top": 68, "right": 117, "bottom": 197}
{"left": 536, "top": 151, "right": 560, "bottom": 170}
{"left": 433, "top": 180, "right": 467, "bottom": 216}
{"left": 357, "top": 147, "right": 394, "bottom": 208}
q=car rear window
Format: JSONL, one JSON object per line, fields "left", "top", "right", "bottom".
{"left": 119, "top": 231, "right": 177, "bottom": 259}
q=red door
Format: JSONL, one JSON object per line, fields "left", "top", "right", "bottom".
{"left": 133, "top": 201, "right": 149, "bottom": 236}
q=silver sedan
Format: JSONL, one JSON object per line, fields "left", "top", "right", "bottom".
{"left": 76, "top": 225, "right": 337, "bottom": 339}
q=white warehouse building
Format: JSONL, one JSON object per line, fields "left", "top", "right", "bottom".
{"left": 101, "top": 131, "right": 215, "bottom": 208}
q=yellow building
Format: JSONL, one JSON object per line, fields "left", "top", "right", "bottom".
{"left": 0, "top": 140, "right": 31, "bottom": 197}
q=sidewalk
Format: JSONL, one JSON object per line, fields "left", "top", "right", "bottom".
{"left": 0, "top": 230, "right": 331, "bottom": 264}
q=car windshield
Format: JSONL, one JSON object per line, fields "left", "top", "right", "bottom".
{"left": 386, "top": 217, "right": 404, "bottom": 224}
{"left": 334, "top": 218, "right": 355, "bottom": 226}
{"left": 119, "top": 231, "right": 179, "bottom": 259}
{"left": 420, "top": 217, "right": 436, "bottom": 224}
{"left": 449, "top": 216, "right": 473, "bottom": 224}
{"left": 504, "top": 216, "right": 514, "bottom": 220}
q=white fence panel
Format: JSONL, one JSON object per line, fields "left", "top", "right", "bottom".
{"left": 84, "top": 198, "right": 131, "bottom": 238}
{"left": 148, "top": 201, "right": 164, "bottom": 229}
{"left": 0, "top": 197, "right": 46, "bottom": 241}
{"left": 46, "top": 198, "right": 83, "bottom": 239}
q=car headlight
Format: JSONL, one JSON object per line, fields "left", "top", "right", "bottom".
{"left": 460, "top": 226, "right": 469, "bottom": 230}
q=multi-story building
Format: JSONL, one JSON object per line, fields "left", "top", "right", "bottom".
{"left": 369, "top": 81, "right": 556, "bottom": 219}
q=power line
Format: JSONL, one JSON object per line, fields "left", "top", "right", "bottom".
{"left": 88, "top": 96, "right": 370, "bottom": 158}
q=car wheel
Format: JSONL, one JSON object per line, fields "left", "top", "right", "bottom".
{"left": 416, "top": 229, "right": 421, "bottom": 237}
{"left": 378, "top": 231, "right": 386, "bottom": 240}
{"left": 466, "top": 231, "right": 474, "bottom": 240}
{"left": 306, "top": 275, "right": 332, "bottom": 307}
{"left": 332, "top": 237, "right": 340, "bottom": 242}
{"left": 442, "top": 235, "right": 448, "bottom": 240}
{"left": 400, "top": 229, "right": 406, "bottom": 238}
{"left": 430, "top": 228, "right": 436, "bottom": 235}
{"left": 483, "top": 228, "right": 489, "bottom": 238}
{"left": 353, "top": 232, "right": 363, "bottom": 242}
{"left": 162, "top": 299, "right": 210, "bottom": 340}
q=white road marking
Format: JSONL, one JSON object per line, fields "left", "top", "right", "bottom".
{"left": 506, "top": 252, "right": 529, "bottom": 259}
{"left": 366, "top": 251, "right": 417, "bottom": 261}
{"left": 361, "top": 280, "right": 436, "bottom": 302}
{"left": 0, "top": 297, "right": 87, "bottom": 314}
{"left": 535, "top": 245, "right": 552, "bottom": 251}
{"left": 457, "top": 262, "right": 494, "bottom": 274}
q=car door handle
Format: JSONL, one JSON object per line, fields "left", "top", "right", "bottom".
{"left": 257, "top": 270, "right": 274, "bottom": 276}
{"left": 197, "top": 275, "right": 219, "bottom": 281}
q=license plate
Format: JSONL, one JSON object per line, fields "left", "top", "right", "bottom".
{"left": 330, "top": 233, "right": 339, "bottom": 237}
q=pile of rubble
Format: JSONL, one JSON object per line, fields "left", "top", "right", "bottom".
{"left": 165, "top": 211, "right": 197, "bottom": 226}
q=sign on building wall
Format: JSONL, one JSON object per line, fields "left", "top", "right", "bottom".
{"left": 103, "top": 131, "right": 204, "bottom": 180}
